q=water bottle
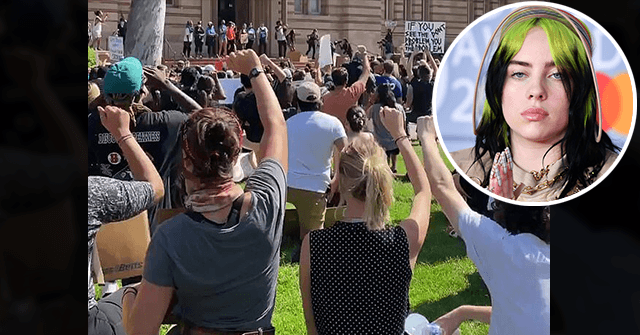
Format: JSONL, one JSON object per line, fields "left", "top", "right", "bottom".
{"left": 404, "top": 313, "right": 460, "bottom": 335}
{"left": 421, "top": 322, "right": 444, "bottom": 335}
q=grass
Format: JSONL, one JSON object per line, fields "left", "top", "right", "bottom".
{"left": 99, "top": 141, "right": 490, "bottom": 334}
{"left": 274, "top": 141, "right": 490, "bottom": 334}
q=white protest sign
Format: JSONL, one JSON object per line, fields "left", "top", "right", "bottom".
{"left": 218, "top": 78, "right": 243, "bottom": 105}
{"left": 404, "top": 21, "right": 446, "bottom": 54}
{"left": 318, "top": 34, "right": 333, "bottom": 69}
{"left": 108, "top": 36, "right": 124, "bottom": 61}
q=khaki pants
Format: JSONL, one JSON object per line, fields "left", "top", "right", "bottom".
{"left": 287, "top": 187, "right": 327, "bottom": 240}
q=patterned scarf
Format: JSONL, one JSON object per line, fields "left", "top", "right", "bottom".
{"left": 183, "top": 169, "right": 244, "bottom": 214}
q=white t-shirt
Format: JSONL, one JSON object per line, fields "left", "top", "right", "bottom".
{"left": 275, "top": 26, "right": 286, "bottom": 41}
{"left": 286, "top": 111, "right": 346, "bottom": 193}
{"left": 458, "top": 210, "right": 550, "bottom": 335}
{"left": 184, "top": 27, "right": 193, "bottom": 42}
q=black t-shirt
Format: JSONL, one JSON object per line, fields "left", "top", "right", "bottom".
{"left": 233, "top": 91, "right": 263, "bottom": 143}
{"left": 88, "top": 109, "right": 188, "bottom": 228}
{"left": 408, "top": 79, "right": 433, "bottom": 122}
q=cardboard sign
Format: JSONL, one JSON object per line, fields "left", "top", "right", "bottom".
{"left": 404, "top": 21, "right": 446, "bottom": 54}
{"left": 108, "top": 36, "right": 124, "bottom": 62}
{"left": 318, "top": 34, "right": 333, "bottom": 69}
{"left": 95, "top": 211, "right": 150, "bottom": 281}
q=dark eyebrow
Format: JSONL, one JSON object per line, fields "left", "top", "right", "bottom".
{"left": 509, "top": 60, "right": 556, "bottom": 68}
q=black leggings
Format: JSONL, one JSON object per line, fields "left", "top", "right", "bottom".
{"left": 278, "top": 40, "right": 287, "bottom": 58}
{"left": 306, "top": 43, "right": 316, "bottom": 59}
{"left": 183, "top": 41, "right": 191, "bottom": 57}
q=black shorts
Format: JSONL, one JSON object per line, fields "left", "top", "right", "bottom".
{"left": 385, "top": 148, "right": 400, "bottom": 157}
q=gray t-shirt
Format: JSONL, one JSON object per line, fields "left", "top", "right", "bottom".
{"left": 143, "top": 159, "right": 287, "bottom": 330}
{"left": 87, "top": 176, "right": 155, "bottom": 310}
{"left": 371, "top": 103, "right": 406, "bottom": 151}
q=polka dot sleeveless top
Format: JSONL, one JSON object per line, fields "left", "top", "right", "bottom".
{"left": 310, "top": 221, "right": 412, "bottom": 335}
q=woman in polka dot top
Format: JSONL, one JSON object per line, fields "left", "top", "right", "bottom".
{"left": 299, "top": 106, "right": 432, "bottom": 334}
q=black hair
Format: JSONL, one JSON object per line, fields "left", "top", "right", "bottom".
{"left": 298, "top": 100, "right": 322, "bottom": 112}
{"left": 474, "top": 25, "right": 619, "bottom": 197}
{"left": 181, "top": 107, "right": 242, "bottom": 183}
{"left": 491, "top": 200, "right": 550, "bottom": 244}
{"left": 331, "top": 67, "right": 349, "bottom": 87}
{"left": 180, "top": 67, "right": 200, "bottom": 89}
{"left": 197, "top": 76, "right": 215, "bottom": 92}
{"left": 376, "top": 84, "right": 396, "bottom": 108}
{"left": 346, "top": 106, "right": 367, "bottom": 132}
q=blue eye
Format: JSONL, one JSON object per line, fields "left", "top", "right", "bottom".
{"left": 511, "top": 72, "right": 526, "bottom": 79}
{"left": 550, "top": 72, "right": 562, "bottom": 80}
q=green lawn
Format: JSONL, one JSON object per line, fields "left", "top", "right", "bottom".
{"left": 101, "top": 141, "right": 490, "bottom": 335}
{"left": 272, "top": 141, "right": 490, "bottom": 334}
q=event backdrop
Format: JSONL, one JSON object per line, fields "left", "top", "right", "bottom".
{"left": 433, "top": 1, "right": 636, "bottom": 153}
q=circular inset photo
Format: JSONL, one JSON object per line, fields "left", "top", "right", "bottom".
{"left": 433, "top": 1, "right": 636, "bottom": 205}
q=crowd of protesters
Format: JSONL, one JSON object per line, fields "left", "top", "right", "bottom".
{"left": 177, "top": 19, "right": 287, "bottom": 60}
{"left": 87, "top": 20, "right": 549, "bottom": 334}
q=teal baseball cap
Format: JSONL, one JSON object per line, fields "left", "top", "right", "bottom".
{"left": 103, "top": 57, "right": 143, "bottom": 94}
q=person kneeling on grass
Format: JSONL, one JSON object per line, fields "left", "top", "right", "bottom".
{"left": 417, "top": 116, "right": 550, "bottom": 335}
{"left": 88, "top": 105, "right": 165, "bottom": 335}
{"left": 121, "top": 50, "right": 288, "bottom": 335}
{"left": 299, "top": 106, "right": 432, "bottom": 334}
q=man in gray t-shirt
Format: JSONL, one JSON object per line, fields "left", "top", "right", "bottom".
{"left": 143, "top": 159, "right": 286, "bottom": 330}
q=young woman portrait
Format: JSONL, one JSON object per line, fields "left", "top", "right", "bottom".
{"left": 440, "top": 4, "right": 628, "bottom": 203}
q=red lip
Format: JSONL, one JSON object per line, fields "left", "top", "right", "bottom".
{"left": 521, "top": 108, "right": 548, "bottom": 121}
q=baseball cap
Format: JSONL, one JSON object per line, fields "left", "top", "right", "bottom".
{"left": 88, "top": 81, "right": 100, "bottom": 105}
{"left": 203, "top": 64, "right": 215, "bottom": 74}
{"left": 103, "top": 57, "right": 143, "bottom": 94}
{"left": 295, "top": 81, "right": 321, "bottom": 103}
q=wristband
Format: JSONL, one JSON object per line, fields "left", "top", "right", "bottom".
{"left": 117, "top": 133, "right": 134, "bottom": 145}
{"left": 393, "top": 135, "right": 410, "bottom": 144}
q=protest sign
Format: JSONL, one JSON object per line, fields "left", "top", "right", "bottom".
{"left": 404, "top": 21, "right": 446, "bottom": 54}
{"left": 318, "top": 34, "right": 333, "bottom": 69}
{"left": 108, "top": 36, "right": 124, "bottom": 61}
{"left": 218, "top": 78, "right": 243, "bottom": 105}
{"left": 95, "top": 211, "right": 149, "bottom": 281}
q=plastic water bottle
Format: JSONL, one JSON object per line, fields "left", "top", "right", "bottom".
{"left": 421, "top": 322, "right": 444, "bottom": 335}
{"left": 404, "top": 312, "right": 460, "bottom": 335}
{"left": 404, "top": 313, "right": 428, "bottom": 334}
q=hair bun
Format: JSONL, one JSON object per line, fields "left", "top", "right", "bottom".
{"left": 205, "top": 123, "right": 229, "bottom": 157}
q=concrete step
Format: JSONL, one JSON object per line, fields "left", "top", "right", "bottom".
{"left": 162, "top": 57, "right": 316, "bottom": 71}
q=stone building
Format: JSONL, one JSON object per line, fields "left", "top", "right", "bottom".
{"left": 88, "top": 0, "right": 531, "bottom": 60}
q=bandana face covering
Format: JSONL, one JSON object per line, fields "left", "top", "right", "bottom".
{"left": 472, "top": 5, "right": 602, "bottom": 142}
{"left": 182, "top": 162, "right": 244, "bottom": 214}
{"left": 180, "top": 110, "right": 245, "bottom": 214}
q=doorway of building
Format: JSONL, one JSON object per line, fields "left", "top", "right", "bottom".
{"left": 218, "top": 0, "right": 235, "bottom": 24}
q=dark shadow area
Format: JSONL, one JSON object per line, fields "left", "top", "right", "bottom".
{"left": 411, "top": 271, "right": 490, "bottom": 322}
{"left": 0, "top": 0, "right": 87, "bottom": 333}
